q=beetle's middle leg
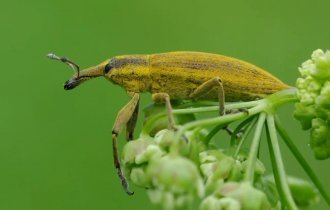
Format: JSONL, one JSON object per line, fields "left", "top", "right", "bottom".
{"left": 189, "top": 77, "right": 234, "bottom": 135}
{"left": 152, "top": 93, "right": 176, "bottom": 130}
{"left": 112, "top": 93, "right": 140, "bottom": 195}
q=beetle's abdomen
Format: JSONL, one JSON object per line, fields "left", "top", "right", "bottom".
{"left": 149, "top": 51, "right": 289, "bottom": 101}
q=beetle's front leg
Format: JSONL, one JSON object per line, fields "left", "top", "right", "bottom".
{"left": 112, "top": 93, "right": 139, "bottom": 195}
{"left": 152, "top": 93, "right": 176, "bottom": 130}
{"left": 126, "top": 94, "right": 140, "bottom": 141}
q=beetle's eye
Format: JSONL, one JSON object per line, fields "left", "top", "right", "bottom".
{"left": 104, "top": 63, "right": 112, "bottom": 74}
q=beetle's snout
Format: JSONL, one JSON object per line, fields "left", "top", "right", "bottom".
{"left": 63, "top": 65, "right": 105, "bottom": 90}
{"left": 64, "top": 79, "right": 80, "bottom": 90}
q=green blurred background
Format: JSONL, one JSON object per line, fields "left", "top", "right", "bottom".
{"left": 1, "top": 0, "right": 329, "bottom": 209}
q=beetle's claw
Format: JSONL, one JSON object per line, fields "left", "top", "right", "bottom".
{"left": 116, "top": 167, "right": 134, "bottom": 196}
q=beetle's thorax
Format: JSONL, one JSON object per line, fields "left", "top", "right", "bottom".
{"left": 106, "top": 55, "right": 151, "bottom": 93}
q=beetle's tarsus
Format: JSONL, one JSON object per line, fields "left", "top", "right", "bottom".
{"left": 226, "top": 107, "right": 250, "bottom": 115}
{"left": 224, "top": 125, "right": 234, "bottom": 135}
{"left": 238, "top": 108, "right": 249, "bottom": 115}
{"left": 116, "top": 168, "right": 134, "bottom": 195}
{"left": 182, "top": 134, "right": 189, "bottom": 143}
{"left": 112, "top": 133, "right": 134, "bottom": 195}
{"left": 224, "top": 125, "right": 243, "bottom": 139}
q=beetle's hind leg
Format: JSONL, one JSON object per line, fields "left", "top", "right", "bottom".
{"left": 112, "top": 93, "right": 140, "bottom": 195}
{"left": 152, "top": 93, "right": 176, "bottom": 130}
{"left": 190, "top": 77, "right": 225, "bottom": 115}
{"left": 189, "top": 77, "right": 236, "bottom": 136}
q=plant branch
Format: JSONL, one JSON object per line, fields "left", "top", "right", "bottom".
{"left": 244, "top": 113, "right": 266, "bottom": 183}
{"left": 266, "top": 114, "right": 298, "bottom": 210}
{"left": 275, "top": 116, "right": 330, "bottom": 206}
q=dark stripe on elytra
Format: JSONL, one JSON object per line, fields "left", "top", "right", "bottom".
{"left": 153, "top": 61, "right": 273, "bottom": 80}
{"left": 112, "top": 57, "right": 148, "bottom": 68}
{"left": 152, "top": 60, "right": 255, "bottom": 72}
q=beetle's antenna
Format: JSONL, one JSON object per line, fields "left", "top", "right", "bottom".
{"left": 47, "top": 53, "right": 80, "bottom": 78}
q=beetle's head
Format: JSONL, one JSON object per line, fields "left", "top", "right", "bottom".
{"left": 47, "top": 54, "right": 110, "bottom": 90}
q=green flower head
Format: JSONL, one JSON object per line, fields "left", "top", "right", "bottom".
{"left": 294, "top": 49, "right": 330, "bottom": 159}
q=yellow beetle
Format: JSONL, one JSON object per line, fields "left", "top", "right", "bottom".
{"left": 48, "top": 51, "right": 289, "bottom": 195}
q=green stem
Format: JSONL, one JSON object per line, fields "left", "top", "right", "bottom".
{"left": 141, "top": 113, "right": 166, "bottom": 135}
{"left": 173, "top": 100, "right": 259, "bottom": 115}
{"left": 142, "top": 100, "right": 260, "bottom": 135}
{"left": 275, "top": 116, "right": 330, "bottom": 206}
{"left": 266, "top": 114, "right": 298, "bottom": 210}
{"left": 263, "top": 88, "right": 298, "bottom": 112}
{"left": 233, "top": 116, "right": 258, "bottom": 158}
{"left": 172, "top": 104, "right": 265, "bottom": 146}
{"left": 230, "top": 115, "right": 257, "bottom": 146}
{"left": 143, "top": 88, "right": 298, "bottom": 135}
{"left": 244, "top": 113, "right": 266, "bottom": 183}
{"left": 183, "top": 104, "right": 264, "bottom": 131}
{"left": 204, "top": 124, "right": 226, "bottom": 145}
{"left": 265, "top": 123, "right": 288, "bottom": 208}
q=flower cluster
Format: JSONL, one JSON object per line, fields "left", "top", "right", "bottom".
{"left": 121, "top": 106, "right": 319, "bottom": 210}
{"left": 122, "top": 129, "right": 205, "bottom": 210}
{"left": 294, "top": 49, "right": 330, "bottom": 159}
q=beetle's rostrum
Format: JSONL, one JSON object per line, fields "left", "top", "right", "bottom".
{"left": 64, "top": 79, "right": 78, "bottom": 90}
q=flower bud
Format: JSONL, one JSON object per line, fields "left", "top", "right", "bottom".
{"left": 216, "top": 182, "right": 272, "bottom": 210}
{"left": 316, "top": 81, "right": 330, "bottom": 109}
{"left": 311, "top": 49, "right": 330, "bottom": 80}
{"left": 122, "top": 136, "right": 165, "bottom": 187}
{"left": 294, "top": 103, "right": 315, "bottom": 130}
{"left": 241, "top": 158, "right": 266, "bottom": 177}
{"left": 264, "top": 175, "right": 319, "bottom": 208}
{"left": 146, "top": 154, "right": 204, "bottom": 210}
{"left": 200, "top": 196, "right": 241, "bottom": 210}
{"left": 287, "top": 177, "right": 319, "bottom": 208}
{"left": 154, "top": 128, "right": 207, "bottom": 163}
{"left": 199, "top": 150, "right": 243, "bottom": 192}
{"left": 154, "top": 129, "right": 176, "bottom": 151}
{"left": 122, "top": 136, "right": 163, "bottom": 165}
{"left": 310, "top": 118, "right": 330, "bottom": 159}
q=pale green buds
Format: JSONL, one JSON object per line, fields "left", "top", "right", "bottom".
{"left": 310, "top": 118, "right": 330, "bottom": 159}
{"left": 288, "top": 177, "right": 319, "bottom": 208}
{"left": 294, "top": 49, "right": 330, "bottom": 159}
{"left": 122, "top": 136, "right": 164, "bottom": 187}
{"left": 199, "top": 150, "right": 242, "bottom": 192}
{"left": 147, "top": 154, "right": 204, "bottom": 210}
{"left": 200, "top": 196, "right": 240, "bottom": 210}
{"left": 264, "top": 176, "right": 319, "bottom": 208}
{"left": 200, "top": 182, "right": 271, "bottom": 210}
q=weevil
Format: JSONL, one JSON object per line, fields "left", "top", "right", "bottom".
{"left": 48, "top": 51, "right": 289, "bottom": 195}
